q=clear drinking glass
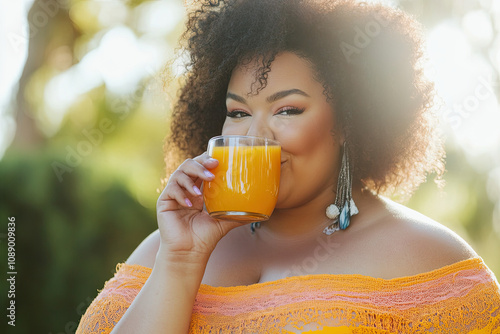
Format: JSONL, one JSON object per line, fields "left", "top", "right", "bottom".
{"left": 203, "top": 135, "right": 281, "bottom": 222}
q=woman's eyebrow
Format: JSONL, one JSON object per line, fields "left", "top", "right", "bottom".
{"left": 266, "top": 89, "right": 310, "bottom": 103}
{"left": 226, "top": 92, "right": 247, "bottom": 104}
{"left": 226, "top": 89, "right": 310, "bottom": 104}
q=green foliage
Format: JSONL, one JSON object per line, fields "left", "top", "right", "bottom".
{"left": 0, "top": 150, "right": 156, "bottom": 333}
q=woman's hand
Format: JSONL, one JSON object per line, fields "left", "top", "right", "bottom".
{"left": 156, "top": 153, "right": 241, "bottom": 264}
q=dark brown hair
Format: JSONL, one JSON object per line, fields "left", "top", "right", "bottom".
{"left": 164, "top": 0, "right": 445, "bottom": 197}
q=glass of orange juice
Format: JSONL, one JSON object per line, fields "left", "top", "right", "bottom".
{"left": 203, "top": 135, "right": 281, "bottom": 222}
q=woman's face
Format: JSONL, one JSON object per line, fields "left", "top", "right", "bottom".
{"left": 223, "top": 52, "right": 342, "bottom": 209}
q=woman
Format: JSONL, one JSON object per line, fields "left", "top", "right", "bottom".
{"left": 77, "top": 0, "right": 500, "bottom": 333}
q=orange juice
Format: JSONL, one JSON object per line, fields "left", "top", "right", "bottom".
{"left": 203, "top": 145, "right": 281, "bottom": 221}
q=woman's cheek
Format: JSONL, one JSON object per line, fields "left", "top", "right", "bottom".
{"left": 221, "top": 119, "right": 247, "bottom": 135}
{"left": 276, "top": 117, "right": 324, "bottom": 155}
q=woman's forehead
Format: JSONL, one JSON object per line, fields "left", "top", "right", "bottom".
{"left": 228, "top": 52, "right": 320, "bottom": 96}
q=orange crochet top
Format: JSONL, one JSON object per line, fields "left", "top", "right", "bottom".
{"left": 76, "top": 257, "right": 500, "bottom": 333}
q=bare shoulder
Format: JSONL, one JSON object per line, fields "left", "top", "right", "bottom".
{"left": 366, "top": 197, "right": 478, "bottom": 278}
{"left": 125, "top": 229, "right": 160, "bottom": 268}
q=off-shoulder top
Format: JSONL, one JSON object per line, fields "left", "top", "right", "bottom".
{"left": 76, "top": 257, "right": 500, "bottom": 333}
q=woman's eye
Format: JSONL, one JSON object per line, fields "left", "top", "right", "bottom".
{"left": 276, "top": 107, "right": 305, "bottom": 116}
{"left": 226, "top": 110, "right": 250, "bottom": 118}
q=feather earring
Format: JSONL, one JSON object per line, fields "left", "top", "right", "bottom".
{"left": 323, "top": 142, "right": 358, "bottom": 235}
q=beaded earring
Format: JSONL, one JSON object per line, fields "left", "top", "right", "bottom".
{"left": 323, "top": 141, "right": 358, "bottom": 235}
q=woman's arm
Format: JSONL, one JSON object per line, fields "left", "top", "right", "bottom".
{"left": 107, "top": 153, "right": 241, "bottom": 333}
{"left": 110, "top": 246, "right": 209, "bottom": 334}
{"left": 76, "top": 230, "right": 201, "bottom": 334}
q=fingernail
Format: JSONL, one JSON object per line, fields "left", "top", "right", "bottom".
{"left": 208, "top": 158, "right": 218, "bottom": 163}
{"left": 185, "top": 198, "right": 193, "bottom": 207}
{"left": 204, "top": 170, "right": 215, "bottom": 178}
{"left": 193, "top": 185, "right": 202, "bottom": 195}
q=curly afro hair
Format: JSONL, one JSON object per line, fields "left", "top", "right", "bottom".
{"left": 164, "top": 0, "right": 445, "bottom": 197}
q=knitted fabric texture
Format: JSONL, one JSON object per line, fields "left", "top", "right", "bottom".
{"left": 76, "top": 257, "right": 500, "bottom": 333}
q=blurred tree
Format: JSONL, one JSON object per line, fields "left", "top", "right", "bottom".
{"left": 13, "top": 0, "right": 79, "bottom": 151}
{"left": 1, "top": 0, "right": 178, "bottom": 332}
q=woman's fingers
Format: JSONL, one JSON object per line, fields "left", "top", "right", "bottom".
{"left": 157, "top": 182, "right": 189, "bottom": 212}
{"left": 178, "top": 155, "right": 216, "bottom": 182}
{"left": 192, "top": 152, "right": 219, "bottom": 172}
{"left": 158, "top": 154, "right": 218, "bottom": 210}
{"left": 171, "top": 170, "right": 201, "bottom": 197}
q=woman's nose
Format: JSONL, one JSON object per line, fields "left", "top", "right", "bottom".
{"left": 245, "top": 117, "right": 275, "bottom": 140}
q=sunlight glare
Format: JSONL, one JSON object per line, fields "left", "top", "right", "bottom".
{"left": 0, "top": 0, "right": 34, "bottom": 158}
{"left": 44, "top": 26, "right": 168, "bottom": 134}
{"left": 427, "top": 21, "right": 500, "bottom": 169}
{"left": 96, "top": 0, "right": 129, "bottom": 28}
{"left": 135, "top": 0, "right": 184, "bottom": 36}
{"left": 462, "top": 10, "right": 494, "bottom": 48}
